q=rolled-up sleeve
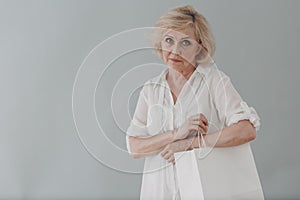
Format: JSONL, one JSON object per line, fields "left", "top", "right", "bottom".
{"left": 126, "top": 84, "right": 149, "bottom": 154}
{"left": 213, "top": 72, "right": 261, "bottom": 131}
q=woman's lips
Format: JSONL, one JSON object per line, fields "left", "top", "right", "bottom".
{"left": 168, "top": 58, "right": 182, "bottom": 62}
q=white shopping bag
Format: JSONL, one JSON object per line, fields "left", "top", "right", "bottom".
{"left": 174, "top": 142, "right": 264, "bottom": 200}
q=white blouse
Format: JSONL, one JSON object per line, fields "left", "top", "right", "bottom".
{"left": 126, "top": 63, "right": 261, "bottom": 200}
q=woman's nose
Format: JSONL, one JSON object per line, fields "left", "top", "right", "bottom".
{"left": 170, "top": 43, "right": 182, "bottom": 55}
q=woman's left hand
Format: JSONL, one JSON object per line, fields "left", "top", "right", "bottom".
{"left": 160, "top": 138, "right": 193, "bottom": 164}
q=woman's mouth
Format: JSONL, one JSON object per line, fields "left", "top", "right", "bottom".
{"left": 168, "top": 58, "right": 182, "bottom": 62}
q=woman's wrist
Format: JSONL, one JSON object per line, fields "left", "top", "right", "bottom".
{"left": 185, "top": 137, "right": 195, "bottom": 150}
{"left": 190, "top": 135, "right": 201, "bottom": 149}
{"left": 170, "top": 128, "right": 178, "bottom": 142}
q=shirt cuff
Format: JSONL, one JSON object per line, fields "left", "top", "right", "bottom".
{"left": 226, "top": 101, "right": 261, "bottom": 131}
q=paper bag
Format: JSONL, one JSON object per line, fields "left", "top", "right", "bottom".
{"left": 174, "top": 143, "right": 264, "bottom": 200}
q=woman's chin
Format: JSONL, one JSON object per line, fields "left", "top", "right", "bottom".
{"left": 167, "top": 61, "right": 184, "bottom": 68}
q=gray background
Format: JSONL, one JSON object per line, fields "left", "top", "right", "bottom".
{"left": 1, "top": 0, "right": 299, "bottom": 199}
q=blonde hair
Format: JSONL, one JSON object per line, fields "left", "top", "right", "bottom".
{"left": 151, "top": 5, "right": 216, "bottom": 67}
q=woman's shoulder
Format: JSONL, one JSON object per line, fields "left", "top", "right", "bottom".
{"left": 205, "top": 66, "right": 232, "bottom": 84}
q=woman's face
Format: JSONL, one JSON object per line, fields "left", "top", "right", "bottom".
{"left": 160, "top": 27, "right": 202, "bottom": 70}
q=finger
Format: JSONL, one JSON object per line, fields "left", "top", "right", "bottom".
{"left": 191, "top": 120, "right": 207, "bottom": 132}
{"left": 160, "top": 147, "right": 168, "bottom": 157}
{"left": 190, "top": 114, "right": 200, "bottom": 121}
{"left": 191, "top": 124, "right": 205, "bottom": 134}
{"left": 167, "top": 155, "right": 175, "bottom": 163}
{"left": 163, "top": 151, "right": 173, "bottom": 160}
{"left": 190, "top": 114, "right": 208, "bottom": 126}
{"left": 200, "top": 113, "right": 209, "bottom": 126}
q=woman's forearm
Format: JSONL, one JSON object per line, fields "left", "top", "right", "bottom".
{"left": 129, "top": 120, "right": 256, "bottom": 158}
{"left": 191, "top": 119, "right": 256, "bottom": 148}
{"left": 128, "top": 129, "right": 176, "bottom": 158}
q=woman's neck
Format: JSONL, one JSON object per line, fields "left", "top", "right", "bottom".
{"left": 167, "top": 67, "right": 195, "bottom": 84}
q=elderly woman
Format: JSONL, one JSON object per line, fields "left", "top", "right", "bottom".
{"left": 126, "top": 5, "right": 260, "bottom": 200}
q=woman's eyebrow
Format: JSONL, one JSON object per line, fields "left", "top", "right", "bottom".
{"left": 164, "top": 34, "right": 191, "bottom": 40}
{"left": 181, "top": 36, "right": 191, "bottom": 40}
{"left": 164, "top": 34, "right": 174, "bottom": 38}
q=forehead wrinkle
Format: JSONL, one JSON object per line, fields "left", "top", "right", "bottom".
{"left": 163, "top": 29, "right": 197, "bottom": 42}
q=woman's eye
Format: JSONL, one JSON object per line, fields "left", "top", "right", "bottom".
{"left": 182, "top": 40, "right": 191, "bottom": 46}
{"left": 165, "top": 37, "right": 173, "bottom": 43}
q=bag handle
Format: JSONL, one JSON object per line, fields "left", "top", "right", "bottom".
{"left": 197, "top": 131, "right": 207, "bottom": 158}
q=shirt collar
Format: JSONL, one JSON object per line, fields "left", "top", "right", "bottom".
{"left": 153, "top": 63, "right": 213, "bottom": 89}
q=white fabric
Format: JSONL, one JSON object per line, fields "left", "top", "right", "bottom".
{"left": 126, "top": 63, "right": 261, "bottom": 200}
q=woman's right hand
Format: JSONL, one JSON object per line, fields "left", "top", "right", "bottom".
{"left": 172, "top": 113, "right": 209, "bottom": 141}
